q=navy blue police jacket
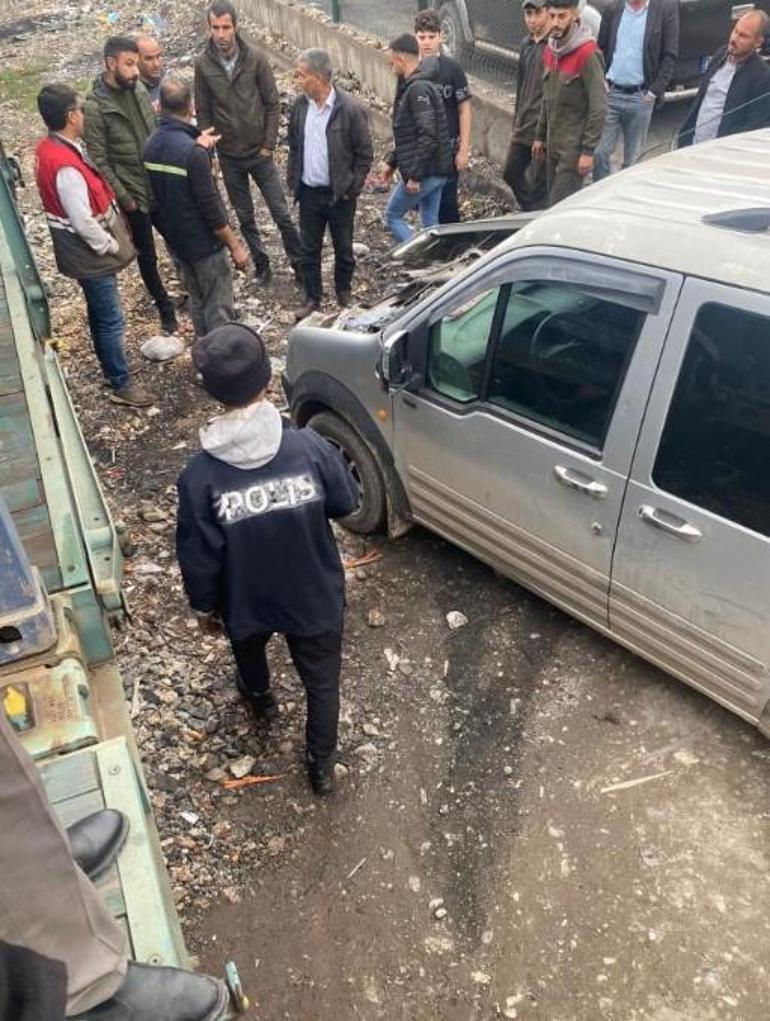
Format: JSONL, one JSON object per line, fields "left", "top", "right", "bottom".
{"left": 176, "top": 421, "right": 358, "bottom": 640}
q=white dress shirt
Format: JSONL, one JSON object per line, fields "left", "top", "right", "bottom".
{"left": 302, "top": 87, "right": 336, "bottom": 188}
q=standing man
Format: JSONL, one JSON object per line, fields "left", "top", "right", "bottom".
{"left": 144, "top": 79, "right": 250, "bottom": 340}
{"left": 194, "top": 0, "right": 303, "bottom": 286}
{"left": 287, "top": 49, "right": 373, "bottom": 320}
{"left": 176, "top": 324, "right": 358, "bottom": 796}
{"left": 503, "top": 0, "right": 550, "bottom": 210}
{"left": 413, "top": 8, "right": 472, "bottom": 223}
{"left": 677, "top": 10, "right": 770, "bottom": 146}
{"left": 594, "top": 0, "right": 679, "bottom": 179}
{"left": 382, "top": 34, "right": 455, "bottom": 243}
{"left": 136, "top": 33, "right": 164, "bottom": 111}
{"left": 35, "top": 84, "right": 153, "bottom": 408}
{"left": 532, "top": 0, "right": 608, "bottom": 206}
{"left": 84, "top": 36, "right": 178, "bottom": 335}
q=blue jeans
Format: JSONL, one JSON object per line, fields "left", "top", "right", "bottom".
{"left": 593, "top": 88, "right": 655, "bottom": 181}
{"left": 385, "top": 176, "right": 448, "bottom": 243}
{"left": 79, "top": 274, "right": 130, "bottom": 390}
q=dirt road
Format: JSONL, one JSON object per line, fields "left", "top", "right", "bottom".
{"left": 2, "top": 4, "right": 768, "bottom": 1019}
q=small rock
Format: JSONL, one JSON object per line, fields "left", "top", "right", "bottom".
{"left": 352, "top": 241, "right": 370, "bottom": 257}
{"left": 471, "top": 971, "right": 492, "bottom": 985}
{"left": 354, "top": 742, "right": 378, "bottom": 759}
{"left": 334, "top": 761, "right": 349, "bottom": 781}
{"left": 408, "top": 875, "right": 421, "bottom": 893}
{"left": 140, "top": 334, "right": 185, "bottom": 361}
{"left": 139, "top": 507, "right": 166, "bottom": 523}
{"left": 228, "top": 754, "right": 256, "bottom": 779}
{"left": 205, "top": 766, "right": 228, "bottom": 783}
{"left": 363, "top": 722, "right": 380, "bottom": 737}
{"left": 222, "top": 886, "right": 241, "bottom": 904}
{"left": 446, "top": 611, "right": 468, "bottom": 630}
{"left": 673, "top": 750, "right": 700, "bottom": 766}
{"left": 179, "top": 810, "right": 199, "bottom": 826}
{"left": 433, "top": 907, "right": 447, "bottom": 920}
{"left": 367, "top": 608, "right": 386, "bottom": 628}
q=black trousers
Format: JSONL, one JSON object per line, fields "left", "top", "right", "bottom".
{"left": 503, "top": 140, "right": 548, "bottom": 212}
{"left": 298, "top": 185, "right": 356, "bottom": 301}
{"left": 220, "top": 153, "right": 303, "bottom": 271}
{"left": 124, "top": 207, "right": 173, "bottom": 312}
{"left": 438, "top": 170, "right": 461, "bottom": 224}
{"left": 231, "top": 630, "right": 342, "bottom": 764}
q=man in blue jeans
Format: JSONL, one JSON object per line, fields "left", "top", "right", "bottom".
{"left": 594, "top": 0, "right": 679, "bottom": 179}
{"left": 35, "top": 84, "right": 153, "bottom": 407}
{"left": 381, "top": 34, "right": 454, "bottom": 243}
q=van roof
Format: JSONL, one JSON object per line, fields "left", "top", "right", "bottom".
{"left": 510, "top": 129, "right": 770, "bottom": 294}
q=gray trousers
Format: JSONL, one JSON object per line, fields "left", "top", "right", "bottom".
{"left": 180, "top": 248, "right": 235, "bottom": 339}
{"left": 0, "top": 709, "right": 128, "bottom": 1015}
{"left": 220, "top": 153, "right": 302, "bottom": 270}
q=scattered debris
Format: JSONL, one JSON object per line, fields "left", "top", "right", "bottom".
{"left": 446, "top": 610, "right": 468, "bottom": 630}
{"left": 600, "top": 770, "right": 673, "bottom": 794}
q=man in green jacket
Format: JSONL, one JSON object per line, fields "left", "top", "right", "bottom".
{"left": 532, "top": 0, "right": 608, "bottom": 206}
{"left": 194, "top": 1, "right": 302, "bottom": 285}
{"left": 84, "top": 35, "right": 178, "bottom": 334}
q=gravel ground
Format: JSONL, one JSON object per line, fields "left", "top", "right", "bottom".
{"left": 2, "top": 4, "right": 769, "bottom": 1020}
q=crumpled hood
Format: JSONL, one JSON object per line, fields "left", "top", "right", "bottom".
{"left": 199, "top": 401, "right": 283, "bottom": 470}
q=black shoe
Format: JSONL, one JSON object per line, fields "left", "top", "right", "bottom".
{"left": 336, "top": 290, "right": 353, "bottom": 308}
{"left": 254, "top": 261, "right": 272, "bottom": 286}
{"left": 307, "top": 757, "right": 336, "bottom": 797}
{"left": 159, "top": 305, "right": 179, "bottom": 335}
{"left": 71, "top": 960, "right": 228, "bottom": 1020}
{"left": 67, "top": 810, "right": 129, "bottom": 882}
{"left": 235, "top": 679, "right": 279, "bottom": 722}
{"left": 294, "top": 298, "right": 320, "bottom": 322}
{"left": 291, "top": 262, "right": 304, "bottom": 287}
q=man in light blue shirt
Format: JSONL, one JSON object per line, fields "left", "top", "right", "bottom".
{"left": 595, "top": 0, "right": 679, "bottom": 178}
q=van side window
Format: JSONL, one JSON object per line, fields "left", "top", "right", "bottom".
{"left": 487, "top": 282, "right": 645, "bottom": 448}
{"left": 653, "top": 303, "right": 770, "bottom": 538}
{"left": 427, "top": 288, "right": 501, "bottom": 403}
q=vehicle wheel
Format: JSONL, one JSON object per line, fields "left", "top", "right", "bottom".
{"left": 438, "top": 3, "right": 470, "bottom": 65}
{"left": 308, "top": 411, "right": 387, "bottom": 534}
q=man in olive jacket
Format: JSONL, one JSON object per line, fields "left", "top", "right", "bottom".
{"left": 84, "top": 35, "right": 177, "bottom": 334}
{"left": 194, "top": 0, "right": 302, "bottom": 285}
{"left": 533, "top": 0, "right": 607, "bottom": 206}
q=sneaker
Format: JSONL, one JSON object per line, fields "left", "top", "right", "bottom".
{"left": 294, "top": 298, "right": 320, "bottom": 322}
{"left": 110, "top": 383, "right": 154, "bottom": 408}
{"left": 159, "top": 305, "right": 179, "bottom": 335}
{"left": 254, "top": 261, "right": 273, "bottom": 286}
{"left": 336, "top": 290, "right": 353, "bottom": 308}
{"left": 307, "top": 756, "right": 336, "bottom": 797}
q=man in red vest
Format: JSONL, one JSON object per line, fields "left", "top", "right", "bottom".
{"left": 35, "top": 83, "right": 153, "bottom": 407}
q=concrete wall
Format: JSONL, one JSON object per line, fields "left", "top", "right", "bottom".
{"left": 239, "top": 0, "right": 515, "bottom": 165}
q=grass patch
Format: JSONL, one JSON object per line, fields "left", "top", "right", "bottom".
{"left": 0, "top": 61, "right": 47, "bottom": 111}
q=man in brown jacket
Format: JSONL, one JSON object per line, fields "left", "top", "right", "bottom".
{"left": 194, "top": 0, "right": 302, "bottom": 285}
{"left": 533, "top": 0, "right": 608, "bottom": 206}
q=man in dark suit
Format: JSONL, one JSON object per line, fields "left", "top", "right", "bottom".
{"left": 678, "top": 10, "right": 770, "bottom": 146}
{"left": 594, "top": 0, "right": 679, "bottom": 179}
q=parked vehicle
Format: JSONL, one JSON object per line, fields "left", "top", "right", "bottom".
{"left": 432, "top": 0, "right": 764, "bottom": 94}
{"left": 284, "top": 129, "right": 770, "bottom": 736}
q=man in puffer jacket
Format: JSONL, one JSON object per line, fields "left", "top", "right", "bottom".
{"left": 176, "top": 324, "right": 358, "bottom": 796}
{"left": 381, "top": 34, "right": 454, "bottom": 242}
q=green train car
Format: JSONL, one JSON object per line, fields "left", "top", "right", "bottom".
{"left": 0, "top": 145, "right": 247, "bottom": 1015}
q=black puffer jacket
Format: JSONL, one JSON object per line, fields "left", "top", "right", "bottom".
{"left": 387, "top": 60, "right": 454, "bottom": 181}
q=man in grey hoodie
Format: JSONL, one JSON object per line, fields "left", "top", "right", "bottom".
{"left": 176, "top": 324, "right": 358, "bottom": 796}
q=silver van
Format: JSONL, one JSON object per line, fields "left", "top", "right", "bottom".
{"left": 284, "top": 130, "right": 770, "bottom": 736}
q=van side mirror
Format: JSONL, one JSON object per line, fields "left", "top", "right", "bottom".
{"left": 380, "top": 330, "right": 421, "bottom": 392}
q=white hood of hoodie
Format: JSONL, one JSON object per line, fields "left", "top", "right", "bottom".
{"left": 199, "top": 400, "right": 283, "bottom": 470}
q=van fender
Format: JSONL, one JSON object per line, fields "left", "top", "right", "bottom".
{"left": 288, "top": 370, "right": 413, "bottom": 537}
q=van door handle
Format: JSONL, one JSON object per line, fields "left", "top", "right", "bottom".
{"left": 639, "top": 505, "right": 702, "bottom": 542}
{"left": 553, "top": 465, "right": 608, "bottom": 499}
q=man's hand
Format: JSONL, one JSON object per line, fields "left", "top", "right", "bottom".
{"left": 379, "top": 163, "right": 395, "bottom": 183}
{"left": 196, "top": 611, "right": 224, "bottom": 636}
{"left": 577, "top": 153, "right": 594, "bottom": 177}
{"left": 196, "top": 127, "right": 221, "bottom": 150}
{"left": 531, "top": 140, "right": 545, "bottom": 161}
{"left": 258, "top": 147, "right": 273, "bottom": 159}
{"left": 229, "top": 242, "right": 250, "bottom": 271}
{"left": 455, "top": 145, "right": 470, "bottom": 172}
{"left": 123, "top": 198, "right": 138, "bottom": 213}
{"left": 405, "top": 178, "right": 420, "bottom": 194}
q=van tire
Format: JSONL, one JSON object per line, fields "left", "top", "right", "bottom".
{"left": 307, "top": 411, "right": 387, "bottom": 534}
{"left": 438, "top": 3, "right": 470, "bottom": 64}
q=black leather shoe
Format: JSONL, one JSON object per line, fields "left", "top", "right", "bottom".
{"left": 336, "top": 289, "right": 353, "bottom": 308}
{"left": 294, "top": 298, "right": 320, "bottom": 322}
{"left": 67, "top": 810, "right": 129, "bottom": 882}
{"left": 254, "top": 261, "right": 273, "bottom": 286}
{"left": 72, "top": 960, "right": 228, "bottom": 1020}
{"left": 308, "top": 758, "right": 336, "bottom": 797}
{"left": 247, "top": 690, "right": 279, "bottom": 722}
{"left": 159, "top": 305, "right": 179, "bottom": 335}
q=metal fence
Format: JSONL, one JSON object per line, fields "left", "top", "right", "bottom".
{"left": 302, "top": 1, "right": 519, "bottom": 87}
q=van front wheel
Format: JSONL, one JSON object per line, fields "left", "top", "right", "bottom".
{"left": 307, "top": 411, "right": 387, "bottom": 534}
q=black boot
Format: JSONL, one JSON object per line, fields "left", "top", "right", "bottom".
{"left": 235, "top": 676, "right": 279, "bottom": 722}
{"left": 159, "top": 303, "right": 179, "bottom": 334}
{"left": 307, "top": 756, "right": 336, "bottom": 797}
{"left": 67, "top": 810, "right": 129, "bottom": 881}
{"left": 71, "top": 960, "right": 228, "bottom": 1020}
